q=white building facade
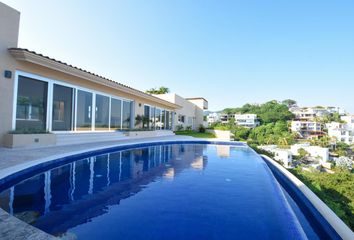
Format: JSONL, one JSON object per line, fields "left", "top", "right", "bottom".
{"left": 258, "top": 145, "right": 292, "bottom": 168}
{"left": 290, "top": 143, "right": 329, "bottom": 164}
{"left": 207, "top": 112, "right": 220, "bottom": 125}
{"left": 233, "top": 114, "right": 259, "bottom": 128}
{"left": 326, "top": 116, "right": 354, "bottom": 145}
{"left": 291, "top": 121, "right": 323, "bottom": 138}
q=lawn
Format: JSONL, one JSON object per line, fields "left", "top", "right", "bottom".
{"left": 174, "top": 131, "right": 215, "bottom": 138}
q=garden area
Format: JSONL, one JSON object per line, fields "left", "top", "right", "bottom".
{"left": 290, "top": 167, "right": 354, "bottom": 231}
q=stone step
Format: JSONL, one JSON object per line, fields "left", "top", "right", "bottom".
{"left": 55, "top": 132, "right": 127, "bottom": 145}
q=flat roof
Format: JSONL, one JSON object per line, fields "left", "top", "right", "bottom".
{"left": 185, "top": 97, "right": 208, "bottom": 102}
{"left": 9, "top": 48, "right": 181, "bottom": 109}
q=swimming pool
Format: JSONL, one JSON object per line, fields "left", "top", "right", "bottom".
{"left": 0, "top": 142, "right": 339, "bottom": 239}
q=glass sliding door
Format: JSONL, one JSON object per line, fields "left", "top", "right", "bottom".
{"left": 52, "top": 84, "right": 73, "bottom": 131}
{"left": 165, "top": 111, "right": 170, "bottom": 130}
{"left": 76, "top": 90, "right": 93, "bottom": 131}
{"left": 143, "top": 105, "right": 150, "bottom": 129}
{"left": 161, "top": 110, "right": 166, "bottom": 130}
{"left": 110, "top": 98, "right": 122, "bottom": 130}
{"left": 122, "top": 101, "right": 132, "bottom": 130}
{"left": 16, "top": 76, "right": 48, "bottom": 131}
{"left": 150, "top": 107, "right": 155, "bottom": 130}
{"left": 155, "top": 108, "right": 161, "bottom": 130}
{"left": 95, "top": 94, "right": 109, "bottom": 130}
{"left": 169, "top": 112, "right": 173, "bottom": 130}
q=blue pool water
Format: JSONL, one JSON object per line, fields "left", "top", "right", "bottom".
{"left": 0, "top": 143, "right": 324, "bottom": 239}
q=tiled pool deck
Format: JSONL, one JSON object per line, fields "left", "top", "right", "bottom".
{"left": 0, "top": 135, "right": 196, "bottom": 240}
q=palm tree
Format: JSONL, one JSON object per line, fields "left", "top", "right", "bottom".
{"left": 146, "top": 86, "right": 170, "bottom": 94}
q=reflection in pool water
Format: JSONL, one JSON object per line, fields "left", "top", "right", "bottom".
{"left": 0, "top": 144, "right": 319, "bottom": 239}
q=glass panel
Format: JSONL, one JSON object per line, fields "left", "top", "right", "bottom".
{"left": 169, "top": 112, "right": 173, "bottom": 130}
{"left": 122, "top": 101, "right": 131, "bottom": 130}
{"left": 110, "top": 98, "right": 122, "bottom": 130}
{"left": 76, "top": 90, "right": 92, "bottom": 131}
{"left": 161, "top": 110, "right": 166, "bottom": 130}
{"left": 16, "top": 76, "right": 48, "bottom": 131}
{"left": 52, "top": 84, "right": 73, "bottom": 131}
{"left": 155, "top": 108, "right": 162, "bottom": 130}
{"left": 143, "top": 105, "right": 150, "bottom": 129}
{"left": 165, "top": 111, "right": 170, "bottom": 130}
{"left": 150, "top": 107, "right": 155, "bottom": 130}
{"left": 95, "top": 94, "right": 109, "bottom": 130}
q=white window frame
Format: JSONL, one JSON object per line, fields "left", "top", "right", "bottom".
{"left": 13, "top": 70, "right": 133, "bottom": 132}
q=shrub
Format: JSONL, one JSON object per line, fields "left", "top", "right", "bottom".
{"left": 186, "top": 126, "right": 192, "bottom": 131}
{"left": 9, "top": 128, "right": 49, "bottom": 134}
{"left": 248, "top": 143, "right": 275, "bottom": 158}
{"left": 198, "top": 124, "right": 206, "bottom": 133}
{"left": 176, "top": 125, "right": 184, "bottom": 131}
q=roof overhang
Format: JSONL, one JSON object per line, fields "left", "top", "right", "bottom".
{"left": 9, "top": 48, "right": 181, "bottom": 110}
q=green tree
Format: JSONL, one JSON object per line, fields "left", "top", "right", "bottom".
{"left": 232, "top": 126, "right": 251, "bottom": 141}
{"left": 290, "top": 168, "right": 354, "bottom": 230}
{"left": 221, "top": 101, "right": 294, "bottom": 124}
{"left": 334, "top": 142, "right": 350, "bottom": 157}
{"left": 282, "top": 99, "right": 297, "bottom": 107}
{"left": 298, "top": 148, "right": 308, "bottom": 159}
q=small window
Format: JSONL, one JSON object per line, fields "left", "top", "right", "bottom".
{"left": 178, "top": 115, "right": 185, "bottom": 123}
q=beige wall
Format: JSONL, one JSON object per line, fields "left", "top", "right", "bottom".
{"left": 154, "top": 93, "right": 207, "bottom": 130}
{"left": 0, "top": 3, "right": 20, "bottom": 145}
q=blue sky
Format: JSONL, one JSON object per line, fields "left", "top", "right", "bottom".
{"left": 3, "top": 0, "right": 354, "bottom": 112}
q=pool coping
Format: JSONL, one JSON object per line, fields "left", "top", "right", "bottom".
{"left": 262, "top": 154, "right": 354, "bottom": 240}
{"left": 0, "top": 138, "right": 246, "bottom": 240}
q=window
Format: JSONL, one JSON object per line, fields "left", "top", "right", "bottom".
{"left": 52, "top": 84, "right": 73, "bottom": 131}
{"left": 16, "top": 76, "right": 48, "bottom": 130}
{"left": 76, "top": 90, "right": 93, "bottom": 131}
{"left": 95, "top": 94, "right": 110, "bottom": 130}
{"left": 178, "top": 115, "right": 185, "bottom": 123}
{"left": 122, "top": 101, "right": 132, "bottom": 130}
{"left": 110, "top": 98, "right": 122, "bottom": 130}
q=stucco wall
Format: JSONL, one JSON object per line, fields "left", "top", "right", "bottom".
{"left": 154, "top": 93, "right": 206, "bottom": 130}
{"left": 0, "top": 3, "right": 20, "bottom": 146}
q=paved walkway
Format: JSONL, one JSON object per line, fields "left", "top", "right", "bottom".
{"left": 0, "top": 135, "right": 196, "bottom": 240}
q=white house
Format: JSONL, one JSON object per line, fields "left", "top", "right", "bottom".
{"left": 233, "top": 114, "right": 260, "bottom": 128}
{"left": 290, "top": 143, "right": 329, "bottom": 164}
{"left": 326, "top": 117, "right": 354, "bottom": 145}
{"left": 220, "top": 114, "right": 229, "bottom": 124}
{"left": 291, "top": 107, "right": 327, "bottom": 121}
{"left": 291, "top": 121, "right": 323, "bottom": 138}
{"left": 154, "top": 94, "right": 208, "bottom": 131}
{"left": 341, "top": 115, "right": 354, "bottom": 129}
{"left": 258, "top": 145, "right": 293, "bottom": 168}
{"left": 207, "top": 112, "right": 220, "bottom": 125}
{"left": 290, "top": 106, "right": 345, "bottom": 121}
